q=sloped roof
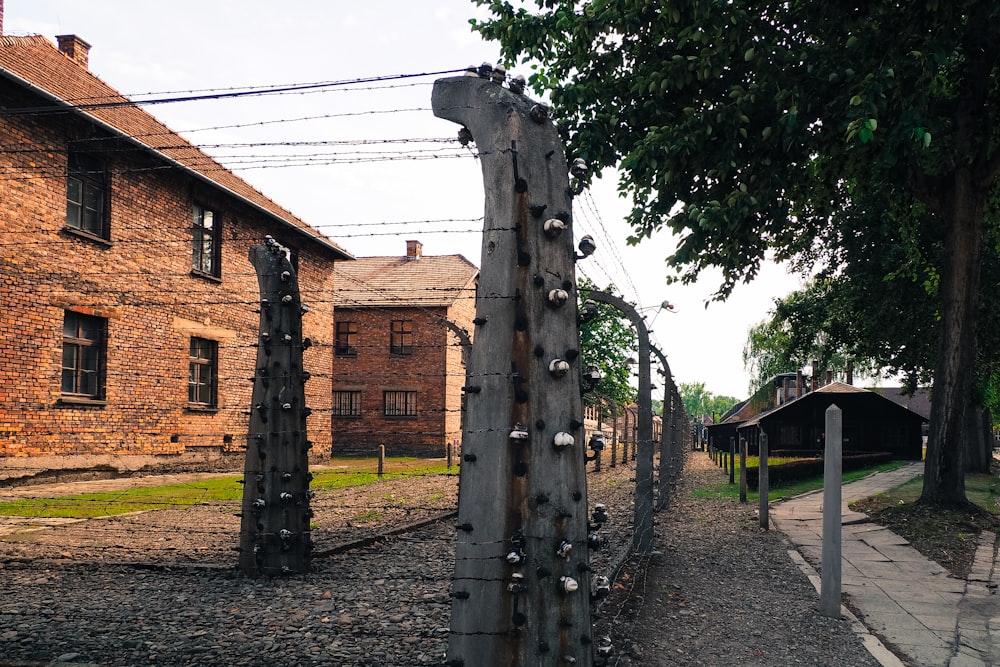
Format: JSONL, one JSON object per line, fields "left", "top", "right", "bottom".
{"left": 334, "top": 254, "right": 478, "bottom": 308}
{"left": 0, "top": 34, "right": 351, "bottom": 260}
{"left": 871, "top": 387, "right": 932, "bottom": 420}
{"left": 739, "top": 382, "right": 926, "bottom": 428}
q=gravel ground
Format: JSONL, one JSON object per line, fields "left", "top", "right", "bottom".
{"left": 0, "top": 451, "right": 880, "bottom": 666}
{"left": 600, "top": 450, "right": 881, "bottom": 667}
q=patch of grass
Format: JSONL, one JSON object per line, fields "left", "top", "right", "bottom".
{"left": 850, "top": 469, "right": 1000, "bottom": 577}
{"left": 353, "top": 509, "right": 383, "bottom": 523}
{"left": 0, "top": 458, "right": 453, "bottom": 519}
{"left": 691, "top": 459, "right": 908, "bottom": 501}
{"left": 0, "top": 475, "right": 244, "bottom": 519}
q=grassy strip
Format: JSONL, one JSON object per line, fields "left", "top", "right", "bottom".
{"left": 0, "top": 458, "right": 454, "bottom": 519}
{"left": 691, "top": 459, "right": 908, "bottom": 502}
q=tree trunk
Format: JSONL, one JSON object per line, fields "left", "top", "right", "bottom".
{"left": 920, "top": 167, "right": 985, "bottom": 506}
{"left": 963, "top": 404, "right": 991, "bottom": 473}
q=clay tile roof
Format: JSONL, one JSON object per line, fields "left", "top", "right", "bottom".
{"left": 0, "top": 34, "right": 351, "bottom": 260}
{"left": 334, "top": 254, "right": 479, "bottom": 308}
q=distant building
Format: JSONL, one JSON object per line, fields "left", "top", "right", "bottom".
{"left": 330, "top": 241, "right": 478, "bottom": 456}
{"left": 0, "top": 22, "right": 351, "bottom": 479}
{"left": 737, "top": 382, "right": 925, "bottom": 460}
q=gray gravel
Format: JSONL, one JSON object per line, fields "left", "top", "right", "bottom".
{"left": 0, "top": 452, "right": 881, "bottom": 666}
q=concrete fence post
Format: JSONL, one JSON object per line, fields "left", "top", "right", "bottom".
{"left": 433, "top": 71, "right": 595, "bottom": 667}
{"left": 820, "top": 404, "right": 843, "bottom": 618}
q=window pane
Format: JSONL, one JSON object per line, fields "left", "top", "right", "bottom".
{"left": 81, "top": 345, "right": 99, "bottom": 372}
{"left": 79, "top": 369, "right": 97, "bottom": 396}
{"left": 61, "top": 367, "right": 76, "bottom": 394}
{"left": 79, "top": 317, "right": 101, "bottom": 342}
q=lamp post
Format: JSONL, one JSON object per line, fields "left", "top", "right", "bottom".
{"left": 585, "top": 290, "right": 655, "bottom": 552}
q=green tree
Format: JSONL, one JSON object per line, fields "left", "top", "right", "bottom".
{"left": 578, "top": 280, "right": 638, "bottom": 408}
{"left": 679, "top": 381, "right": 738, "bottom": 422}
{"left": 473, "top": 1, "right": 1000, "bottom": 506}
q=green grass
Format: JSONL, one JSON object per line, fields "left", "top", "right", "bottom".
{"left": 849, "top": 470, "right": 1000, "bottom": 577}
{"left": 0, "top": 457, "right": 454, "bottom": 519}
{"left": 691, "top": 459, "right": 908, "bottom": 502}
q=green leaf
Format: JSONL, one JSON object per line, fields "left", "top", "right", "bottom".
{"left": 850, "top": 95, "right": 862, "bottom": 106}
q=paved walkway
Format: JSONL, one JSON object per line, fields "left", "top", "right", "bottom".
{"left": 771, "top": 463, "right": 1000, "bottom": 667}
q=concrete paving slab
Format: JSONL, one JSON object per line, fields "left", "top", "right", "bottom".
{"left": 770, "top": 462, "right": 999, "bottom": 667}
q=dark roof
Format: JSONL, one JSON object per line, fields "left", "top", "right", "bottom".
{"left": 870, "top": 387, "right": 932, "bottom": 420}
{"left": 0, "top": 34, "right": 352, "bottom": 261}
{"left": 739, "top": 382, "right": 926, "bottom": 428}
{"left": 334, "top": 254, "right": 479, "bottom": 308}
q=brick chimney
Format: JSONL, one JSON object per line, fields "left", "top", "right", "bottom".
{"left": 56, "top": 35, "right": 91, "bottom": 68}
{"left": 405, "top": 240, "right": 423, "bottom": 259}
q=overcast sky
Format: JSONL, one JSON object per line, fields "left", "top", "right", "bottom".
{"left": 5, "top": 0, "right": 807, "bottom": 399}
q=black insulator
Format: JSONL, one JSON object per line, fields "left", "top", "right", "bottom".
{"left": 532, "top": 274, "right": 545, "bottom": 287}
{"left": 514, "top": 389, "right": 529, "bottom": 403}
{"left": 576, "top": 562, "right": 592, "bottom": 573}
{"left": 538, "top": 641, "right": 550, "bottom": 653}
{"left": 450, "top": 591, "right": 470, "bottom": 599}
{"left": 463, "top": 453, "right": 477, "bottom": 462}
{"left": 572, "top": 491, "right": 583, "bottom": 501}
{"left": 562, "top": 280, "right": 573, "bottom": 291}
{"left": 533, "top": 345, "right": 545, "bottom": 357}
{"left": 536, "top": 493, "right": 549, "bottom": 504}
{"left": 515, "top": 178, "right": 528, "bottom": 193}
{"left": 565, "top": 348, "right": 580, "bottom": 360}
{"left": 536, "top": 566, "right": 551, "bottom": 579}
{"left": 512, "top": 612, "right": 527, "bottom": 627}
{"left": 569, "top": 419, "right": 583, "bottom": 430}
{"left": 456, "top": 523, "right": 474, "bottom": 532}
{"left": 534, "top": 420, "right": 545, "bottom": 430}
{"left": 529, "top": 204, "right": 547, "bottom": 218}
{"left": 517, "top": 252, "right": 531, "bottom": 267}
{"left": 472, "top": 317, "right": 488, "bottom": 325}
{"left": 514, "top": 461, "right": 528, "bottom": 477}
{"left": 462, "top": 385, "right": 482, "bottom": 394}
{"left": 302, "top": 338, "right": 312, "bottom": 349}
{"left": 302, "top": 407, "right": 313, "bottom": 416}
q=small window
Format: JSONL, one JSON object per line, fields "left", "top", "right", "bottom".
{"left": 332, "top": 390, "right": 361, "bottom": 417}
{"left": 188, "top": 337, "right": 218, "bottom": 407}
{"left": 383, "top": 390, "right": 417, "bottom": 417}
{"left": 192, "top": 205, "right": 221, "bottom": 278}
{"left": 390, "top": 320, "right": 413, "bottom": 356}
{"left": 66, "top": 152, "right": 108, "bottom": 238}
{"left": 335, "top": 321, "right": 358, "bottom": 357}
{"left": 61, "top": 311, "right": 105, "bottom": 399}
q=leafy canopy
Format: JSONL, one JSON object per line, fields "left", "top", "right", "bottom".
{"left": 472, "top": 1, "right": 1000, "bottom": 296}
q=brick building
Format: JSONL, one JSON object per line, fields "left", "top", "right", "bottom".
{"left": 0, "top": 19, "right": 352, "bottom": 479}
{"left": 331, "top": 241, "right": 478, "bottom": 456}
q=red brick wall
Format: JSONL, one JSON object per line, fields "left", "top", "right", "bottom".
{"left": 331, "top": 306, "right": 456, "bottom": 456}
{"left": 0, "top": 83, "right": 337, "bottom": 470}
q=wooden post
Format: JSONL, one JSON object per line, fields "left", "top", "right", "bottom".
{"left": 820, "top": 404, "right": 843, "bottom": 618}
{"left": 759, "top": 428, "right": 769, "bottom": 530}
{"left": 239, "top": 237, "right": 312, "bottom": 577}
{"left": 728, "top": 436, "right": 735, "bottom": 484}
{"left": 377, "top": 444, "right": 385, "bottom": 478}
{"left": 739, "top": 436, "right": 747, "bottom": 503}
{"left": 447, "top": 439, "right": 454, "bottom": 470}
{"left": 609, "top": 402, "right": 618, "bottom": 468}
{"left": 434, "top": 72, "right": 594, "bottom": 667}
